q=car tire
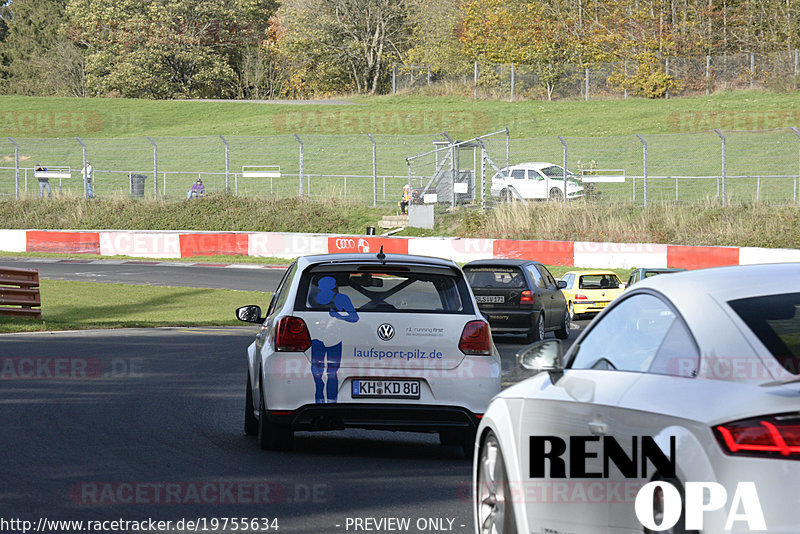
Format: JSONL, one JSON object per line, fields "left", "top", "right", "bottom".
{"left": 499, "top": 189, "right": 509, "bottom": 202}
{"left": 548, "top": 188, "right": 564, "bottom": 201}
{"left": 568, "top": 301, "right": 576, "bottom": 320}
{"left": 244, "top": 371, "right": 258, "bottom": 436}
{"left": 554, "top": 306, "right": 570, "bottom": 340}
{"left": 642, "top": 476, "right": 698, "bottom": 534}
{"left": 258, "top": 378, "right": 293, "bottom": 451}
{"left": 476, "top": 431, "right": 517, "bottom": 534}
{"left": 526, "top": 312, "right": 545, "bottom": 343}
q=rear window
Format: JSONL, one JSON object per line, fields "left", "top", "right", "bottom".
{"left": 464, "top": 266, "right": 526, "bottom": 289}
{"left": 728, "top": 292, "right": 800, "bottom": 375}
{"left": 579, "top": 274, "right": 621, "bottom": 290}
{"left": 297, "top": 266, "right": 473, "bottom": 314}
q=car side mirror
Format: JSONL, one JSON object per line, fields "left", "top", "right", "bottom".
{"left": 236, "top": 305, "right": 263, "bottom": 324}
{"left": 517, "top": 339, "right": 564, "bottom": 372}
{"left": 557, "top": 280, "right": 567, "bottom": 289}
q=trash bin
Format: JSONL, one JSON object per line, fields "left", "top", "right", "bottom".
{"left": 129, "top": 174, "right": 147, "bottom": 197}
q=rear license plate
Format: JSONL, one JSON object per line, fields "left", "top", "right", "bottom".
{"left": 351, "top": 379, "right": 420, "bottom": 399}
{"left": 476, "top": 295, "right": 504, "bottom": 303}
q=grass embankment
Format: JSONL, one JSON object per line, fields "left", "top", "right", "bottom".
{"left": 2, "top": 92, "right": 798, "bottom": 202}
{"left": 2, "top": 195, "right": 799, "bottom": 249}
{"left": 0, "top": 280, "right": 268, "bottom": 334}
{"left": 2, "top": 91, "right": 797, "bottom": 138}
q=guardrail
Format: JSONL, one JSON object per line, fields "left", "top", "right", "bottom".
{"left": 0, "top": 267, "right": 42, "bottom": 319}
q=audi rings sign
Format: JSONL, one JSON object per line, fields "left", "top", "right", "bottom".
{"left": 328, "top": 237, "right": 408, "bottom": 255}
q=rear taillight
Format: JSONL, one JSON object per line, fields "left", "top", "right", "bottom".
{"left": 713, "top": 413, "right": 800, "bottom": 459}
{"left": 459, "top": 320, "right": 492, "bottom": 355}
{"left": 274, "top": 316, "right": 312, "bottom": 352}
{"left": 520, "top": 290, "right": 534, "bottom": 304}
{"left": 575, "top": 293, "right": 588, "bottom": 300}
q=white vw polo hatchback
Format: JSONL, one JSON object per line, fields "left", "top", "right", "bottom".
{"left": 237, "top": 252, "right": 501, "bottom": 455}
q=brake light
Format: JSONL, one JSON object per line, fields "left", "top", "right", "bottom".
{"left": 459, "top": 320, "right": 491, "bottom": 355}
{"left": 520, "top": 290, "right": 533, "bottom": 304}
{"left": 274, "top": 316, "right": 312, "bottom": 352}
{"left": 713, "top": 413, "right": 800, "bottom": 458}
{"left": 575, "top": 293, "right": 588, "bottom": 300}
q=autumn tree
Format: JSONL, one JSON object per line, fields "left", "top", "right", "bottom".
{"left": 281, "top": 0, "right": 410, "bottom": 95}
{"left": 65, "top": 0, "right": 277, "bottom": 98}
{"left": 1, "top": 0, "right": 86, "bottom": 96}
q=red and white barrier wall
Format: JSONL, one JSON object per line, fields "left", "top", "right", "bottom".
{"left": 2, "top": 229, "right": 800, "bottom": 269}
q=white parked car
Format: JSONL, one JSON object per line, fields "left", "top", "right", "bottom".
{"left": 490, "top": 162, "right": 584, "bottom": 202}
{"left": 237, "top": 252, "right": 501, "bottom": 456}
{"left": 474, "top": 263, "right": 800, "bottom": 534}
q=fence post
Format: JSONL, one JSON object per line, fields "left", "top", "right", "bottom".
{"left": 706, "top": 55, "right": 711, "bottom": 95}
{"left": 9, "top": 138, "right": 19, "bottom": 199}
{"left": 714, "top": 129, "right": 727, "bottom": 207}
{"left": 750, "top": 53, "right": 755, "bottom": 90}
{"left": 76, "top": 137, "right": 88, "bottom": 199}
{"left": 146, "top": 137, "right": 158, "bottom": 198}
{"left": 624, "top": 61, "right": 628, "bottom": 99}
{"left": 505, "top": 127, "right": 510, "bottom": 169}
{"left": 510, "top": 64, "right": 515, "bottom": 100}
{"left": 450, "top": 142, "right": 456, "bottom": 208}
{"left": 792, "top": 127, "right": 800, "bottom": 205}
{"left": 558, "top": 136, "right": 567, "bottom": 205}
{"left": 795, "top": 49, "right": 799, "bottom": 90}
{"left": 367, "top": 133, "right": 377, "bottom": 207}
{"left": 392, "top": 64, "right": 396, "bottom": 94}
{"left": 585, "top": 68, "right": 589, "bottom": 101}
{"left": 665, "top": 58, "right": 670, "bottom": 99}
{"left": 219, "top": 135, "right": 230, "bottom": 194}
{"left": 473, "top": 61, "right": 479, "bottom": 100}
{"left": 480, "top": 146, "right": 487, "bottom": 213}
{"left": 294, "top": 134, "right": 304, "bottom": 196}
{"left": 636, "top": 134, "right": 648, "bottom": 207}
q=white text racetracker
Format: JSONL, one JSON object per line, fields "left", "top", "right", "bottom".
{"left": 338, "top": 517, "right": 464, "bottom": 531}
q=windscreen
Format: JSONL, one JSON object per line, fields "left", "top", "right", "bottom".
{"left": 729, "top": 292, "right": 800, "bottom": 375}
{"left": 297, "top": 266, "right": 473, "bottom": 314}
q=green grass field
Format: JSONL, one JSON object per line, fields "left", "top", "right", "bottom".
{"left": 0, "top": 279, "right": 270, "bottom": 333}
{"left": 2, "top": 92, "right": 799, "bottom": 203}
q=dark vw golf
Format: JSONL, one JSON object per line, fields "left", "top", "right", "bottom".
{"left": 463, "top": 259, "right": 569, "bottom": 342}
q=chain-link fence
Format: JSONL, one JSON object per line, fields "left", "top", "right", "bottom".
{"left": 392, "top": 51, "right": 800, "bottom": 100}
{"left": 3, "top": 128, "right": 800, "bottom": 206}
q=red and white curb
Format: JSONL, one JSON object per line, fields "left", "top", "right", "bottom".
{"left": 1, "top": 229, "right": 799, "bottom": 269}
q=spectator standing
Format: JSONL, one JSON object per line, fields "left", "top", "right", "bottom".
{"left": 81, "top": 161, "right": 94, "bottom": 198}
{"left": 35, "top": 165, "right": 52, "bottom": 198}
{"left": 399, "top": 184, "right": 411, "bottom": 215}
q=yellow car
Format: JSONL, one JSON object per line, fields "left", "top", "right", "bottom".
{"left": 560, "top": 270, "right": 625, "bottom": 319}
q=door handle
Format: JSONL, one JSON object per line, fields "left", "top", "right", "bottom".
{"left": 588, "top": 421, "right": 607, "bottom": 435}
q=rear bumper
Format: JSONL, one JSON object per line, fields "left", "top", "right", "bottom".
{"left": 482, "top": 310, "right": 537, "bottom": 334}
{"left": 268, "top": 403, "right": 481, "bottom": 433}
{"left": 573, "top": 301, "right": 610, "bottom": 314}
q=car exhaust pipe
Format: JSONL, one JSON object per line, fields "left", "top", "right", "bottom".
{"left": 312, "top": 416, "right": 344, "bottom": 431}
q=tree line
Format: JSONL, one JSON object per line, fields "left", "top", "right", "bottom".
{"left": 1, "top": 0, "right": 797, "bottom": 99}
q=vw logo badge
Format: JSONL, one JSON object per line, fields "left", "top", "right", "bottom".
{"left": 377, "top": 323, "right": 395, "bottom": 341}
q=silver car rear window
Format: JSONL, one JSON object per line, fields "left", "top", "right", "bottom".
{"left": 728, "top": 292, "right": 800, "bottom": 375}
